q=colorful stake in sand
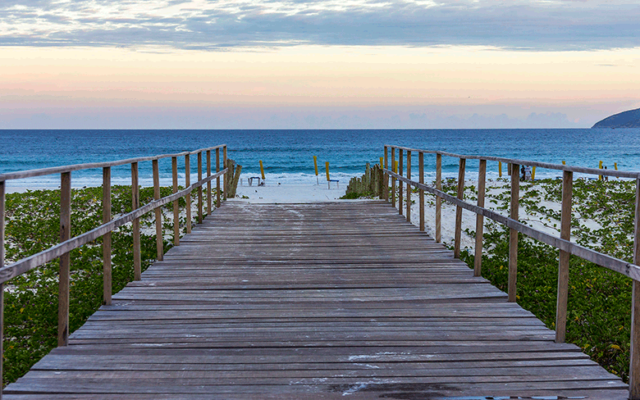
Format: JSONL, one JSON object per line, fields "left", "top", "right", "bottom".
{"left": 325, "top": 162, "right": 330, "bottom": 181}
{"left": 313, "top": 156, "right": 319, "bottom": 184}
{"left": 259, "top": 160, "right": 265, "bottom": 180}
{"left": 498, "top": 161, "right": 502, "bottom": 178}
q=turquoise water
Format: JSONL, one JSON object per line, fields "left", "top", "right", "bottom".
{"left": 1, "top": 129, "right": 639, "bottom": 188}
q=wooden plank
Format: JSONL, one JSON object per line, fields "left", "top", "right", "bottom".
{"left": 474, "top": 159, "right": 486, "bottom": 277}
{"left": 0, "top": 178, "right": 4, "bottom": 397}
{"left": 102, "top": 167, "right": 112, "bottom": 305}
{"left": 555, "top": 170, "right": 573, "bottom": 343}
{"left": 383, "top": 145, "right": 388, "bottom": 202}
{"left": 216, "top": 148, "right": 221, "bottom": 208}
{"left": 172, "top": 157, "right": 179, "bottom": 246}
{"left": 418, "top": 152, "right": 424, "bottom": 232}
{"left": 206, "top": 150, "right": 212, "bottom": 215}
{"left": 630, "top": 177, "right": 640, "bottom": 399}
{"left": 58, "top": 172, "right": 71, "bottom": 347}
{"left": 391, "top": 147, "right": 396, "bottom": 207}
{"left": 508, "top": 163, "right": 520, "bottom": 303}
{"left": 398, "top": 149, "right": 403, "bottom": 216}
{"left": 152, "top": 160, "right": 163, "bottom": 262}
{"left": 406, "top": 150, "right": 411, "bottom": 222}
{"left": 4, "top": 202, "right": 627, "bottom": 398}
{"left": 435, "top": 153, "right": 442, "bottom": 243}
{"left": 185, "top": 154, "right": 192, "bottom": 233}
{"left": 197, "top": 152, "right": 202, "bottom": 224}
{"left": 454, "top": 158, "right": 465, "bottom": 258}
{"left": 223, "top": 146, "right": 227, "bottom": 201}
{"left": 131, "top": 162, "right": 141, "bottom": 281}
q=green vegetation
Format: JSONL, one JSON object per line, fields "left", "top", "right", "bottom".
{"left": 458, "top": 178, "right": 636, "bottom": 381}
{"left": 2, "top": 186, "right": 205, "bottom": 387}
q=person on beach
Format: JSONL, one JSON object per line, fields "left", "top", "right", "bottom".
{"left": 604, "top": 166, "right": 609, "bottom": 181}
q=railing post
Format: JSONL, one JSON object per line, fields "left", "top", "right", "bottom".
{"left": 629, "top": 177, "right": 640, "bottom": 399}
{"left": 391, "top": 148, "right": 396, "bottom": 207}
{"left": 152, "top": 159, "right": 163, "bottom": 261}
{"left": 419, "top": 152, "right": 424, "bottom": 232}
{"left": 454, "top": 158, "right": 466, "bottom": 258}
{"left": 383, "top": 146, "right": 389, "bottom": 201}
{"left": 435, "top": 153, "right": 442, "bottom": 243}
{"left": 58, "top": 172, "right": 71, "bottom": 346}
{"left": 185, "top": 154, "right": 192, "bottom": 233}
{"left": 398, "top": 149, "right": 404, "bottom": 216}
{"left": 197, "top": 152, "right": 203, "bottom": 224}
{"left": 508, "top": 163, "right": 520, "bottom": 302}
{"left": 406, "top": 150, "right": 411, "bottom": 222}
{"left": 223, "top": 146, "right": 228, "bottom": 201}
{"left": 555, "top": 169, "right": 573, "bottom": 343}
{"left": 1, "top": 179, "right": 5, "bottom": 395}
{"left": 216, "top": 148, "right": 221, "bottom": 208}
{"left": 207, "top": 150, "right": 212, "bottom": 215}
{"left": 172, "top": 157, "right": 180, "bottom": 246}
{"left": 474, "top": 160, "right": 487, "bottom": 277}
{"left": 102, "top": 167, "right": 112, "bottom": 304}
{"left": 131, "top": 163, "right": 141, "bottom": 281}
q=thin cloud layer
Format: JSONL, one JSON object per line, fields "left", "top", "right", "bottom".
{"left": 1, "top": 0, "right": 639, "bottom": 50}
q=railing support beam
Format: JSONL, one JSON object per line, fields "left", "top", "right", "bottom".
{"left": 172, "top": 157, "right": 180, "bottom": 246}
{"left": 58, "top": 172, "right": 71, "bottom": 346}
{"left": 398, "top": 149, "right": 404, "bottom": 216}
{"left": 152, "top": 160, "right": 163, "bottom": 261}
{"left": 508, "top": 163, "right": 520, "bottom": 303}
{"left": 102, "top": 167, "right": 112, "bottom": 304}
{"left": 419, "top": 152, "right": 424, "bottom": 232}
{"left": 555, "top": 170, "right": 573, "bottom": 343}
{"left": 454, "top": 158, "right": 466, "bottom": 258}
{"left": 435, "top": 154, "right": 442, "bottom": 243}
{"left": 629, "top": 177, "right": 640, "bottom": 399}
{"left": 131, "top": 163, "right": 141, "bottom": 281}
{"left": 474, "top": 160, "right": 486, "bottom": 277}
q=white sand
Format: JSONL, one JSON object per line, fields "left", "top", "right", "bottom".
{"left": 234, "top": 182, "right": 347, "bottom": 203}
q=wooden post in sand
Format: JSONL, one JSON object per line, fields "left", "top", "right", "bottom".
{"left": 630, "top": 177, "right": 640, "bottom": 399}
{"left": 172, "top": 157, "right": 180, "bottom": 246}
{"left": 398, "top": 149, "right": 403, "bottom": 216}
{"left": 207, "top": 150, "right": 212, "bottom": 215}
{"left": 406, "top": 150, "right": 411, "bottom": 222}
{"left": 555, "top": 170, "right": 573, "bottom": 343}
{"left": 474, "top": 160, "right": 486, "bottom": 277}
{"left": 152, "top": 159, "right": 163, "bottom": 261}
{"left": 185, "top": 154, "right": 192, "bottom": 233}
{"left": 391, "top": 148, "right": 396, "bottom": 207}
{"left": 58, "top": 172, "right": 71, "bottom": 346}
{"left": 454, "top": 159, "right": 465, "bottom": 258}
{"left": 435, "top": 153, "right": 442, "bottom": 243}
{"left": 419, "top": 152, "right": 425, "bottom": 232}
{"left": 131, "top": 162, "right": 141, "bottom": 281}
{"left": 102, "top": 167, "right": 112, "bottom": 304}
{"left": 508, "top": 163, "right": 520, "bottom": 302}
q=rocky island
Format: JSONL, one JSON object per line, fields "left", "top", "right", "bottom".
{"left": 592, "top": 107, "right": 640, "bottom": 128}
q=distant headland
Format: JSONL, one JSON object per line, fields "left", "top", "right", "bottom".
{"left": 592, "top": 107, "right": 640, "bottom": 128}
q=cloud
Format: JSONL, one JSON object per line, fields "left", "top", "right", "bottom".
{"left": 0, "top": 0, "right": 639, "bottom": 51}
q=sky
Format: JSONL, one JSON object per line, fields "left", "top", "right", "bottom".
{"left": 1, "top": 0, "right": 639, "bottom": 129}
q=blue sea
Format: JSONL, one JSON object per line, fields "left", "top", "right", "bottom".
{"left": 1, "top": 129, "right": 640, "bottom": 189}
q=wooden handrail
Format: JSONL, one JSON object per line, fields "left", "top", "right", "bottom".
{"left": 0, "top": 169, "right": 226, "bottom": 285}
{"left": 383, "top": 145, "right": 640, "bottom": 398}
{"left": 386, "top": 145, "right": 640, "bottom": 179}
{"left": 0, "top": 145, "right": 227, "bottom": 182}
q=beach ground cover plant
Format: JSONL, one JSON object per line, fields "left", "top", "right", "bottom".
{"left": 2, "top": 186, "right": 209, "bottom": 387}
{"left": 365, "top": 176, "right": 636, "bottom": 381}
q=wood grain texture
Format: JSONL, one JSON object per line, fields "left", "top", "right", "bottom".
{"left": 185, "top": 155, "right": 192, "bottom": 234}
{"left": 391, "top": 147, "right": 396, "bottom": 207}
{"left": 508, "top": 163, "right": 520, "bottom": 303}
{"left": 555, "top": 170, "right": 573, "bottom": 343}
{"left": 206, "top": 150, "right": 212, "bottom": 215}
{"left": 454, "top": 159, "right": 466, "bottom": 259}
{"left": 406, "top": 151, "right": 411, "bottom": 222}
{"left": 131, "top": 163, "right": 141, "bottom": 281}
{"left": 216, "top": 148, "right": 221, "bottom": 208}
{"left": 419, "top": 152, "right": 424, "bottom": 232}
{"left": 152, "top": 160, "right": 163, "bottom": 262}
{"left": 3, "top": 202, "right": 627, "bottom": 399}
{"left": 102, "top": 168, "right": 112, "bottom": 305}
{"left": 474, "top": 160, "right": 486, "bottom": 277}
{"left": 58, "top": 172, "right": 71, "bottom": 347}
{"left": 398, "top": 149, "right": 403, "bottom": 216}
{"left": 630, "top": 178, "right": 640, "bottom": 399}
{"left": 435, "top": 154, "right": 442, "bottom": 243}
{"left": 172, "top": 157, "right": 180, "bottom": 247}
{"left": 197, "top": 152, "right": 202, "bottom": 225}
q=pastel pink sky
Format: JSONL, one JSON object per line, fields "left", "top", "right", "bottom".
{"left": 1, "top": 0, "right": 640, "bottom": 128}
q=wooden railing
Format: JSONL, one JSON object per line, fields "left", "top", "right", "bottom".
{"left": 383, "top": 145, "right": 640, "bottom": 398}
{"left": 0, "top": 144, "right": 230, "bottom": 396}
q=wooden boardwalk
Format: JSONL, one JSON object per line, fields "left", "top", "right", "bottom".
{"left": 4, "top": 201, "right": 628, "bottom": 399}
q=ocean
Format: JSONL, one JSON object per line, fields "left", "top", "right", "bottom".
{"left": 2, "top": 129, "right": 640, "bottom": 189}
